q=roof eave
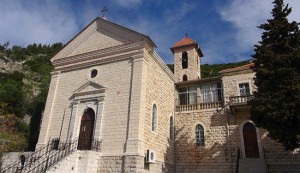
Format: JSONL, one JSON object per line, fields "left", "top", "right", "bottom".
{"left": 175, "top": 76, "right": 222, "bottom": 87}
{"left": 170, "top": 43, "right": 198, "bottom": 54}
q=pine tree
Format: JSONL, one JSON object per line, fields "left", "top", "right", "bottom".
{"left": 251, "top": 0, "right": 300, "bottom": 150}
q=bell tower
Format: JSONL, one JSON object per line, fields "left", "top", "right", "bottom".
{"left": 170, "top": 36, "right": 203, "bottom": 81}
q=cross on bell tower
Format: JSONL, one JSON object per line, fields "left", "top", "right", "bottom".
{"left": 101, "top": 7, "right": 108, "bottom": 19}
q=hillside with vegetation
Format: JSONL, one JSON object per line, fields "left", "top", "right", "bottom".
{"left": 0, "top": 42, "right": 63, "bottom": 155}
{"left": 167, "top": 60, "right": 251, "bottom": 78}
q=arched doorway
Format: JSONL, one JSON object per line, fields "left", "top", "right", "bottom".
{"left": 78, "top": 108, "right": 95, "bottom": 150}
{"left": 243, "top": 122, "right": 259, "bottom": 158}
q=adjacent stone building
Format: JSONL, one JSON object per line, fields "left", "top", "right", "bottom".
{"left": 1, "top": 17, "right": 299, "bottom": 173}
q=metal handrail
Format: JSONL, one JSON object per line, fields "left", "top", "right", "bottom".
{"left": 1, "top": 137, "right": 102, "bottom": 173}
{"left": 263, "top": 146, "right": 268, "bottom": 173}
{"left": 26, "top": 138, "right": 79, "bottom": 173}
{"left": 1, "top": 138, "right": 58, "bottom": 173}
{"left": 235, "top": 148, "right": 240, "bottom": 173}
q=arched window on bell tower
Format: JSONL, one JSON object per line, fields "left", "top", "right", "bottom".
{"left": 182, "top": 51, "right": 188, "bottom": 69}
{"left": 183, "top": 74, "right": 188, "bottom": 81}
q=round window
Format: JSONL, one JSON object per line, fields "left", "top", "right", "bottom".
{"left": 91, "top": 69, "right": 98, "bottom": 78}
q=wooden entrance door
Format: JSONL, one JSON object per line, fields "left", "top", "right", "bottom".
{"left": 243, "top": 122, "right": 259, "bottom": 158}
{"left": 78, "top": 108, "right": 95, "bottom": 150}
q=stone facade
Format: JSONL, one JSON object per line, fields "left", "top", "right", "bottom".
{"left": 1, "top": 17, "right": 300, "bottom": 173}
{"left": 222, "top": 69, "right": 256, "bottom": 103}
{"left": 35, "top": 17, "right": 175, "bottom": 173}
{"left": 143, "top": 51, "right": 175, "bottom": 163}
{"left": 175, "top": 109, "right": 234, "bottom": 173}
{"left": 174, "top": 67, "right": 300, "bottom": 173}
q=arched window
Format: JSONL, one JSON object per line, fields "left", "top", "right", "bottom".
{"left": 183, "top": 74, "right": 188, "bottom": 81}
{"left": 195, "top": 124, "right": 204, "bottom": 146}
{"left": 182, "top": 51, "right": 188, "bottom": 69}
{"left": 152, "top": 104, "right": 157, "bottom": 132}
{"left": 169, "top": 116, "right": 174, "bottom": 140}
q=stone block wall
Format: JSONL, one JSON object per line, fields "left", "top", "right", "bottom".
{"left": 38, "top": 56, "right": 138, "bottom": 154}
{"left": 99, "top": 155, "right": 174, "bottom": 173}
{"left": 142, "top": 51, "right": 175, "bottom": 170}
{"left": 221, "top": 71, "right": 256, "bottom": 104}
{"left": 0, "top": 152, "right": 33, "bottom": 170}
{"left": 221, "top": 68, "right": 300, "bottom": 173}
{"left": 47, "top": 151, "right": 79, "bottom": 172}
{"left": 175, "top": 109, "right": 236, "bottom": 173}
{"left": 173, "top": 46, "right": 200, "bottom": 81}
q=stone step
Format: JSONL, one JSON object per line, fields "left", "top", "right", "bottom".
{"left": 238, "top": 158, "right": 266, "bottom": 173}
{"left": 46, "top": 150, "right": 100, "bottom": 173}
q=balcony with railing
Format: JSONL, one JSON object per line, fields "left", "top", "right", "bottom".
{"left": 229, "top": 95, "right": 253, "bottom": 106}
{"left": 176, "top": 91, "right": 223, "bottom": 112}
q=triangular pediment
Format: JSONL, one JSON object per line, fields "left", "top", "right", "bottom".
{"left": 52, "top": 17, "right": 156, "bottom": 61}
{"left": 73, "top": 81, "right": 106, "bottom": 94}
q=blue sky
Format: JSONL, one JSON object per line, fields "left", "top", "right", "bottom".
{"left": 0, "top": 0, "right": 299, "bottom": 64}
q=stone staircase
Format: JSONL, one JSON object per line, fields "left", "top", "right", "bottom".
{"left": 238, "top": 158, "right": 267, "bottom": 173}
{"left": 1, "top": 138, "right": 102, "bottom": 173}
{"left": 47, "top": 150, "right": 101, "bottom": 173}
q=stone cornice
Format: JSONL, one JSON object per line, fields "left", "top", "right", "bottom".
{"left": 73, "top": 88, "right": 106, "bottom": 98}
{"left": 151, "top": 51, "right": 177, "bottom": 82}
{"left": 52, "top": 43, "right": 145, "bottom": 72}
{"left": 52, "top": 41, "right": 144, "bottom": 66}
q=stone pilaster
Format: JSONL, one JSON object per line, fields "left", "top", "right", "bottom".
{"left": 37, "top": 71, "right": 60, "bottom": 146}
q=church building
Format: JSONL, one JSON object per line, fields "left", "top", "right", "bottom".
{"left": 1, "top": 17, "right": 300, "bottom": 173}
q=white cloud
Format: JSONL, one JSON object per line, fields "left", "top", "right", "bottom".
{"left": 207, "top": 0, "right": 300, "bottom": 64}
{"left": 219, "top": 0, "right": 300, "bottom": 50}
{"left": 0, "top": 0, "right": 79, "bottom": 46}
{"left": 1, "top": 0, "right": 299, "bottom": 65}
{"left": 219, "top": 0, "right": 272, "bottom": 51}
{"left": 113, "top": 0, "right": 143, "bottom": 8}
{"left": 162, "top": 2, "right": 196, "bottom": 24}
{"left": 111, "top": 2, "right": 198, "bottom": 64}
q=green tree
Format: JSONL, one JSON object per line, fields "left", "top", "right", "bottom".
{"left": 0, "top": 79, "right": 25, "bottom": 117}
{"left": 251, "top": 0, "right": 300, "bottom": 149}
{"left": 0, "top": 41, "right": 9, "bottom": 51}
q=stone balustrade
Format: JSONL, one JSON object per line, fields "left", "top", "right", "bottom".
{"left": 229, "top": 95, "right": 253, "bottom": 105}
{"left": 176, "top": 101, "right": 223, "bottom": 111}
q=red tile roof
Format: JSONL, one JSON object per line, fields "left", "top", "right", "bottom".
{"left": 219, "top": 62, "right": 255, "bottom": 73}
{"left": 170, "top": 37, "right": 203, "bottom": 57}
{"left": 171, "top": 37, "right": 198, "bottom": 49}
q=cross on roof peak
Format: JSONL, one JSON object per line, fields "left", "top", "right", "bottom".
{"left": 101, "top": 7, "right": 108, "bottom": 19}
